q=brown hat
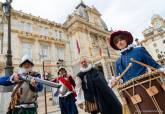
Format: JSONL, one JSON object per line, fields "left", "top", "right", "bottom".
{"left": 109, "top": 30, "right": 133, "bottom": 50}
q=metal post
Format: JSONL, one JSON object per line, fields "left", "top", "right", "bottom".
{"left": 43, "top": 61, "right": 48, "bottom": 114}
{"left": 0, "top": 1, "right": 13, "bottom": 113}
{"left": 4, "top": 0, "right": 13, "bottom": 77}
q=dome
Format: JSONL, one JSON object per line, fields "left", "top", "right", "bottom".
{"left": 151, "top": 14, "right": 162, "bottom": 20}
{"left": 75, "top": 1, "right": 89, "bottom": 20}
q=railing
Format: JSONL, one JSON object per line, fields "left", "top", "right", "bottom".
{"left": 143, "top": 27, "right": 154, "bottom": 37}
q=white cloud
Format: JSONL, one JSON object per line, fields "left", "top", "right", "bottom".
{"left": 102, "top": 0, "right": 165, "bottom": 39}
{"left": 0, "top": 0, "right": 165, "bottom": 39}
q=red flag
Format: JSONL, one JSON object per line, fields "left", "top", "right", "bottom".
{"left": 76, "top": 40, "right": 80, "bottom": 54}
{"left": 99, "top": 47, "right": 103, "bottom": 57}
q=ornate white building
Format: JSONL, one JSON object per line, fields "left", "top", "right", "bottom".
{"left": 0, "top": 1, "right": 118, "bottom": 79}
{"left": 0, "top": 1, "right": 118, "bottom": 113}
{"left": 141, "top": 14, "right": 165, "bottom": 65}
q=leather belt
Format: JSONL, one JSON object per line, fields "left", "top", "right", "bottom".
{"left": 15, "top": 103, "right": 36, "bottom": 108}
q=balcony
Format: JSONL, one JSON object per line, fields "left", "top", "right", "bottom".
{"left": 143, "top": 27, "right": 154, "bottom": 37}
{"left": 18, "top": 31, "right": 66, "bottom": 46}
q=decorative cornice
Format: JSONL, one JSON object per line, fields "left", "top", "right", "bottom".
{"left": 18, "top": 32, "right": 36, "bottom": 41}
{"left": 66, "top": 16, "right": 110, "bottom": 36}
{"left": 141, "top": 30, "right": 165, "bottom": 43}
{"left": 8, "top": 9, "right": 66, "bottom": 30}
{"left": 15, "top": 30, "right": 66, "bottom": 46}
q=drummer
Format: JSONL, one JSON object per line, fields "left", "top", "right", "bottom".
{"left": 109, "top": 30, "right": 165, "bottom": 86}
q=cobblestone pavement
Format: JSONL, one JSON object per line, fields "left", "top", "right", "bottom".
{"left": 39, "top": 105, "right": 89, "bottom": 114}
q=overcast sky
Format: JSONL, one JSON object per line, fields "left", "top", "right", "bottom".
{"left": 0, "top": 0, "right": 165, "bottom": 40}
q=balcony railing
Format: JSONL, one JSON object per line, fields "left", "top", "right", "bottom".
{"left": 143, "top": 27, "right": 154, "bottom": 37}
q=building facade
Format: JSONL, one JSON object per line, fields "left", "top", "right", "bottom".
{"left": 142, "top": 14, "right": 165, "bottom": 65}
{"left": 0, "top": 1, "right": 118, "bottom": 79}
{"left": 64, "top": 2, "right": 118, "bottom": 79}
{"left": 0, "top": 5, "right": 71, "bottom": 77}
{"left": 0, "top": 1, "right": 118, "bottom": 113}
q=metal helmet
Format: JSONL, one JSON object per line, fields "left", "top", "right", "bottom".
{"left": 57, "top": 67, "right": 67, "bottom": 75}
{"left": 19, "top": 55, "right": 34, "bottom": 67}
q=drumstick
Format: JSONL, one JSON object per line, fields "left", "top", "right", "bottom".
{"left": 130, "top": 58, "right": 156, "bottom": 70}
{"left": 116, "top": 63, "right": 133, "bottom": 82}
{"left": 112, "top": 63, "right": 132, "bottom": 87}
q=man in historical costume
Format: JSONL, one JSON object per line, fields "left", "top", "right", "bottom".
{"left": 0, "top": 55, "right": 43, "bottom": 114}
{"left": 76, "top": 58, "right": 122, "bottom": 114}
{"left": 108, "top": 30, "right": 165, "bottom": 86}
{"left": 52, "top": 67, "right": 78, "bottom": 114}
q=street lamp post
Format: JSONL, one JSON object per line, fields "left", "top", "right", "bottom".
{"left": 0, "top": 1, "right": 13, "bottom": 113}
{"left": 2, "top": 0, "right": 13, "bottom": 77}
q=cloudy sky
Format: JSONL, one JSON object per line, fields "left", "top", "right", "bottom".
{"left": 0, "top": 0, "right": 165, "bottom": 39}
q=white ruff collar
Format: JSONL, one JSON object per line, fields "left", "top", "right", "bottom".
{"left": 80, "top": 64, "right": 92, "bottom": 73}
{"left": 120, "top": 44, "right": 136, "bottom": 53}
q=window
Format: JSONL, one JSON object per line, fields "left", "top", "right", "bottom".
{"left": 57, "top": 47, "right": 65, "bottom": 60}
{"left": 37, "top": 26, "right": 42, "bottom": 34}
{"left": 52, "top": 30, "right": 58, "bottom": 39}
{"left": 57, "top": 31, "right": 60, "bottom": 39}
{"left": 163, "top": 40, "right": 165, "bottom": 44}
{"left": 157, "top": 28, "right": 163, "bottom": 32}
{"left": 157, "top": 54, "right": 162, "bottom": 59}
{"left": 41, "top": 27, "right": 49, "bottom": 36}
{"left": 22, "top": 43, "right": 32, "bottom": 57}
{"left": 19, "top": 22, "right": 25, "bottom": 30}
{"left": 26, "top": 23, "right": 32, "bottom": 32}
{"left": 59, "top": 31, "right": 63, "bottom": 39}
{"left": 93, "top": 47, "right": 99, "bottom": 56}
{"left": 11, "top": 19, "right": 18, "bottom": 29}
{"left": 155, "top": 20, "right": 161, "bottom": 29}
{"left": 41, "top": 45, "right": 49, "bottom": 59}
{"left": 155, "top": 49, "right": 159, "bottom": 53}
{"left": 153, "top": 43, "right": 157, "bottom": 47}
{"left": 20, "top": 22, "right": 32, "bottom": 32}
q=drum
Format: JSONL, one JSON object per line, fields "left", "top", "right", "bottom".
{"left": 117, "top": 71, "right": 165, "bottom": 114}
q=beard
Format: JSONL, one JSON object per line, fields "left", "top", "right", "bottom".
{"left": 19, "top": 67, "right": 33, "bottom": 74}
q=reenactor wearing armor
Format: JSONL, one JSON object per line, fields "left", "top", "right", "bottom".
{"left": 0, "top": 55, "right": 43, "bottom": 114}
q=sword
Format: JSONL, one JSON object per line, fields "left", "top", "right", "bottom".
{"left": 19, "top": 74, "right": 61, "bottom": 88}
